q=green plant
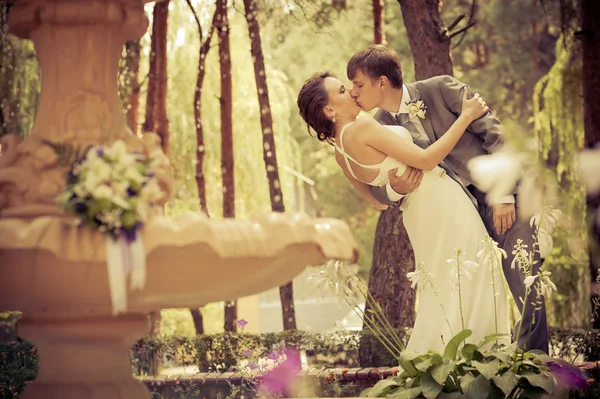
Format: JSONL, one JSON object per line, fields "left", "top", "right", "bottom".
{"left": 361, "top": 328, "right": 588, "bottom": 398}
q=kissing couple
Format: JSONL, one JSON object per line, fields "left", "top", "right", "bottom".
{"left": 297, "top": 45, "right": 548, "bottom": 354}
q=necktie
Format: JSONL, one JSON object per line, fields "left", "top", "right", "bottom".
{"left": 394, "top": 113, "right": 477, "bottom": 207}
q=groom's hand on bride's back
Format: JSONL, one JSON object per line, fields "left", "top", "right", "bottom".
{"left": 389, "top": 167, "right": 423, "bottom": 195}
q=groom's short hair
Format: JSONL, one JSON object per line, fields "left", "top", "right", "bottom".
{"left": 347, "top": 45, "right": 403, "bottom": 89}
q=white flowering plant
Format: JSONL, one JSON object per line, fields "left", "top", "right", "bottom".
{"left": 57, "top": 140, "right": 163, "bottom": 240}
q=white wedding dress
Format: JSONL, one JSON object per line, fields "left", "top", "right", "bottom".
{"left": 336, "top": 123, "right": 511, "bottom": 353}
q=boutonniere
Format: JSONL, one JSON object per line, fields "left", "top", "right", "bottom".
{"left": 406, "top": 98, "right": 427, "bottom": 120}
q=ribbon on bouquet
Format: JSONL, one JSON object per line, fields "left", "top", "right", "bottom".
{"left": 106, "top": 235, "right": 147, "bottom": 315}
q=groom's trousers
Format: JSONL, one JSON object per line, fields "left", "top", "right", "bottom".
{"left": 470, "top": 187, "right": 549, "bottom": 354}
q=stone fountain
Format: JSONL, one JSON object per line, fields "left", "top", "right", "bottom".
{"left": 0, "top": 1, "right": 358, "bottom": 398}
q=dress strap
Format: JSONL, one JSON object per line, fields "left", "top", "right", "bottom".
{"left": 335, "top": 124, "right": 361, "bottom": 180}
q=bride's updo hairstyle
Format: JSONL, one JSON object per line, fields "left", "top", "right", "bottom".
{"left": 297, "top": 72, "right": 336, "bottom": 146}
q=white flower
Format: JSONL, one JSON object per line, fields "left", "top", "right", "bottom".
{"left": 91, "top": 184, "right": 114, "bottom": 200}
{"left": 539, "top": 270, "right": 558, "bottom": 298}
{"left": 106, "top": 140, "right": 129, "bottom": 160}
{"left": 476, "top": 236, "right": 507, "bottom": 272}
{"left": 467, "top": 150, "right": 525, "bottom": 204}
{"left": 308, "top": 260, "right": 357, "bottom": 296}
{"left": 447, "top": 258, "right": 480, "bottom": 288}
{"left": 523, "top": 271, "right": 557, "bottom": 298}
{"left": 124, "top": 167, "right": 145, "bottom": 184}
{"left": 524, "top": 275, "right": 537, "bottom": 289}
{"left": 577, "top": 147, "right": 600, "bottom": 195}
{"left": 406, "top": 271, "right": 424, "bottom": 290}
{"left": 140, "top": 179, "right": 163, "bottom": 202}
{"left": 406, "top": 263, "right": 435, "bottom": 291}
{"left": 511, "top": 241, "right": 530, "bottom": 271}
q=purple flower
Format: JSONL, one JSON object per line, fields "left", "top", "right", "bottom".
{"left": 257, "top": 348, "right": 301, "bottom": 396}
{"left": 96, "top": 148, "right": 104, "bottom": 157}
{"left": 74, "top": 202, "right": 87, "bottom": 213}
{"left": 127, "top": 187, "right": 137, "bottom": 197}
{"left": 266, "top": 351, "right": 280, "bottom": 361}
{"left": 241, "top": 349, "right": 253, "bottom": 357}
{"left": 247, "top": 362, "right": 258, "bottom": 370}
{"left": 235, "top": 319, "right": 248, "bottom": 328}
{"left": 548, "top": 361, "right": 589, "bottom": 391}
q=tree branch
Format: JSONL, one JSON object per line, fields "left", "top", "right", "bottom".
{"left": 450, "top": 21, "right": 477, "bottom": 39}
{"left": 184, "top": 0, "right": 203, "bottom": 39}
{"left": 447, "top": 14, "right": 465, "bottom": 31}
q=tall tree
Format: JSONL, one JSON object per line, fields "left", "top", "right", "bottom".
{"left": 582, "top": 0, "right": 600, "bottom": 322}
{"left": 125, "top": 40, "right": 142, "bottom": 135}
{"left": 185, "top": 1, "right": 218, "bottom": 336}
{"left": 373, "top": 0, "right": 386, "bottom": 45}
{"left": 143, "top": 4, "right": 163, "bottom": 336}
{"left": 360, "top": 0, "right": 458, "bottom": 366}
{"left": 154, "top": 0, "right": 171, "bottom": 153}
{"left": 582, "top": 0, "right": 600, "bottom": 148}
{"left": 397, "top": 0, "right": 453, "bottom": 79}
{"left": 143, "top": 7, "right": 159, "bottom": 135}
{"left": 243, "top": 0, "right": 297, "bottom": 331}
{"left": 216, "top": 0, "right": 237, "bottom": 333}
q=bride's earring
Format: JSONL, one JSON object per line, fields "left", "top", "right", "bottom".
{"left": 332, "top": 113, "right": 337, "bottom": 123}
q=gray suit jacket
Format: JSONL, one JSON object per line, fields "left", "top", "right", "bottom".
{"left": 370, "top": 75, "right": 511, "bottom": 205}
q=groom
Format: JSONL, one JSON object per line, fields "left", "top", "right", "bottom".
{"left": 347, "top": 45, "right": 548, "bottom": 353}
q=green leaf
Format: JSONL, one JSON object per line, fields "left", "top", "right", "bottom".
{"left": 461, "top": 374, "right": 491, "bottom": 399}
{"left": 429, "top": 352, "right": 444, "bottom": 365}
{"left": 492, "top": 371, "right": 519, "bottom": 395}
{"left": 415, "top": 357, "right": 433, "bottom": 372}
{"left": 461, "top": 344, "right": 478, "bottom": 361}
{"left": 486, "top": 351, "right": 512, "bottom": 365}
{"left": 399, "top": 351, "right": 421, "bottom": 376}
{"left": 431, "top": 361, "right": 455, "bottom": 385}
{"left": 420, "top": 372, "right": 443, "bottom": 399}
{"left": 472, "top": 359, "right": 500, "bottom": 380}
{"left": 363, "top": 377, "right": 403, "bottom": 397}
{"left": 387, "top": 387, "right": 423, "bottom": 399}
{"left": 476, "top": 333, "right": 511, "bottom": 350}
{"left": 522, "top": 371, "right": 555, "bottom": 393}
{"left": 444, "top": 329, "right": 472, "bottom": 360}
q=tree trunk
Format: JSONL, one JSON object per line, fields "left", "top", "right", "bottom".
{"left": 373, "top": 0, "right": 386, "bottom": 45}
{"left": 142, "top": 6, "right": 159, "bottom": 134}
{"left": 243, "top": 0, "right": 297, "bottom": 331}
{"left": 185, "top": 2, "right": 218, "bottom": 335}
{"left": 358, "top": 207, "right": 415, "bottom": 366}
{"left": 153, "top": 0, "right": 170, "bottom": 154}
{"left": 359, "top": 0, "right": 454, "bottom": 366}
{"left": 190, "top": 309, "right": 205, "bottom": 335}
{"left": 582, "top": 0, "right": 600, "bottom": 326}
{"left": 396, "top": 0, "right": 453, "bottom": 80}
{"left": 216, "top": 0, "right": 237, "bottom": 333}
{"left": 125, "top": 40, "right": 142, "bottom": 135}
{"left": 187, "top": 0, "right": 217, "bottom": 216}
{"left": 149, "top": 311, "right": 161, "bottom": 336}
{"left": 582, "top": 0, "right": 600, "bottom": 148}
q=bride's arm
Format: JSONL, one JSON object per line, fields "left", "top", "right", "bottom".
{"left": 341, "top": 167, "right": 388, "bottom": 210}
{"left": 360, "top": 92, "right": 486, "bottom": 171}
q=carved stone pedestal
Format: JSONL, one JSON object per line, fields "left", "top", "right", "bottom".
{"left": 0, "top": 1, "right": 358, "bottom": 398}
{"left": 19, "top": 316, "right": 150, "bottom": 399}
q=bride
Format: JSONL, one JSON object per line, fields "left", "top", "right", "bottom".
{"left": 297, "top": 73, "right": 510, "bottom": 353}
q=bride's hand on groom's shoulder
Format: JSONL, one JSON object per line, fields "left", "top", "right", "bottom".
{"left": 389, "top": 166, "right": 423, "bottom": 195}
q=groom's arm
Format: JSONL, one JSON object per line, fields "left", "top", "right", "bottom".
{"left": 370, "top": 110, "right": 423, "bottom": 206}
{"left": 438, "top": 75, "right": 516, "bottom": 233}
{"left": 437, "top": 75, "right": 504, "bottom": 154}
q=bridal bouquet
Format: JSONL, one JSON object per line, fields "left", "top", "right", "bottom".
{"left": 58, "top": 140, "right": 162, "bottom": 238}
{"left": 56, "top": 140, "right": 163, "bottom": 314}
